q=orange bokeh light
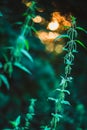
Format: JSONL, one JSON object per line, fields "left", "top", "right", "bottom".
{"left": 37, "top": 31, "right": 59, "bottom": 43}
{"left": 33, "top": 15, "right": 43, "bottom": 23}
{"left": 52, "top": 12, "right": 71, "bottom": 27}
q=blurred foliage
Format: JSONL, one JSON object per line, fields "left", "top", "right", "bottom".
{"left": 0, "top": 0, "right": 87, "bottom": 130}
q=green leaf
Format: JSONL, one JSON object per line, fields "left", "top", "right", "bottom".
{"left": 21, "top": 49, "right": 33, "bottom": 62}
{"left": 22, "top": 12, "right": 28, "bottom": 16}
{"left": 55, "top": 34, "right": 70, "bottom": 41}
{"left": 76, "top": 27, "right": 87, "bottom": 34}
{"left": 15, "top": 116, "right": 21, "bottom": 126}
{"left": 17, "top": 36, "right": 29, "bottom": 50}
{"left": 56, "top": 89, "right": 70, "bottom": 95}
{"left": 63, "top": 26, "right": 71, "bottom": 29}
{"left": 48, "top": 97, "right": 58, "bottom": 103}
{"left": 4, "top": 62, "right": 13, "bottom": 77}
{"left": 14, "top": 22, "right": 23, "bottom": 25}
{"left": 14, "top": 62, "right": 32, "bottom": 75}
{"left": 51, "top": 113, "right": 62, "bottom": 118}
{"left": 0, "top": 74, "right": 10, "bottom": 89}
{"left": 70, "top": 16, "right": 76, "bottom": 22}
{"left": 61, "top": 100, "right": 70, "bottom": 105}
{"left": 31, "top": 26, "right": 37, "bottom": 33}
{"left": 10, "top": 121, "right": 17, "bottom": 127}
{"left": 63, "top": 90, "right": 70, "bottom": 95}
{"left": 75, "top": 40, "right": 87, "bottom": 50}
{"left": 24, "top": 39, "right": 29, "bottom": 50}
{"left": 10, "top": 116, "right": 21, "bottom": 127}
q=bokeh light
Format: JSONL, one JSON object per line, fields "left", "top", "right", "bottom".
{"left": 55, "top": 44, "right": 63, "bottom": 54}
{"left": 37, "top": 31, "right": 59, "bottom": 43}
{"left": 33, "top": 16, "right": 44, "bottom": 23}
{"left": 47, "top": 20, "right": 59, "bottom": 31}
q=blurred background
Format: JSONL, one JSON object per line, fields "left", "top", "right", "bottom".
{"left": 0, "top": 0, "right": 87, "bottom": 129}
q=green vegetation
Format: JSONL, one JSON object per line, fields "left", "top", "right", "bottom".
{"left": 0, "top": 1, "right": 87, "bottom": 130}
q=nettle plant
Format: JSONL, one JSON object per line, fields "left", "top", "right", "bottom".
{"left": 42, "top": 16, "right": 87, "bottom": 130}
{"left": 1, "top": 1, "right": 87, "bottom": 130}
{"left": 0, "top": 1, "right": 37, "bottom": 88}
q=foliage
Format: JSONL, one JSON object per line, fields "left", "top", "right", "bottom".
{"left": 0, "top": 1, "right": 87, "bottom": 130}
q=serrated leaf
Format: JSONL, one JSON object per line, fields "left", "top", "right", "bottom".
{"left": 55, "top": 34, "right": 70, "bottom": 41}
{"left": 0, "top": 74, "right": 10, "bottom": 89}
{"left": 76, "top": 27, "right": 87, "bottom": 34}
{"left": 21, "top": 49, "right": 33, "bottom": 62}
{"left": 75, "top": 40, "right": 87, "bottom": 49}
{"left": 14, "top": 62, "right": 32, "bottom": 75}
{"left": 61, "top": 100, "right": 70, "bottom": 105}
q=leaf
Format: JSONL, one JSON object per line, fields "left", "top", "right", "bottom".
{"left": 75, "top": 40, "right": 87, "bottom": 50}
{"left": 22, "top": 12, "right": 28, "bottom": 16}
{"left": 63, "top": 90, "right": 70, "bottom": 95}
{"left": 63, "top": 26, "right": 71, "bottom": 29}
{"left": 31, "top": 26, "right": 37, "bottom": 33}
{"left": 70, "top": 16, "right": 76, "bottom": 21}
{"left": 24, "top": 39, "right": 29, "bottom": 50}
{"left": 56, "top": 89, "right": 70, "bottom": 95}
{"left": 55, "top": 34, "right": 70, "bottom": 41}
{"left": 48, "top": 97, "right": 55, "bottom": 101}
{"left": 48, "top": 97, "right": 58, "bottom": 103}
{"left": 10, "top": 116, "right": 21, "bottom": 127}
{"left": 51, "top": 113, "right": 62, "bottom": 118}
{"left": 15, "top": 116, "right": 21, "bottom": 126}
{"left": 76, "top": 27, "right": 87, "bottom": 34}
{"left": 56, "top": 88, "right": 62, "bottom": 92}
{"left": 4, "top": 62, "right": 13, "bottom": 77}
{"left": 14, "top": 22, "right": 23, "bottom": 25}
{"left": 61, "top": 100, "right": 70, "bottom": 105}
{"left": 9, "top": 121, "right": 17, "bottom": 127}
{"left": 0, "top": 74, "right": 10, "bottom": 89}
{"left": 14, "top": 62, "right": 32, "bottom": 75}
{"left": 21, "top": 49, "right": 33, "bottom": 62}
{"left": 17, "top": 36, "right": 29, "bottom": 50}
